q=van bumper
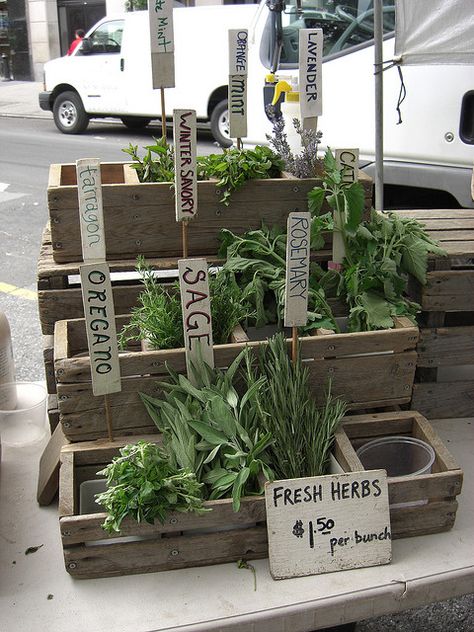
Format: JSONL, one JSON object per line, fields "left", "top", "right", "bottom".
{"left": 39, "top": 91, "right": 53, "bottom": 112}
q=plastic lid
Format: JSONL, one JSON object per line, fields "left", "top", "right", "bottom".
{"left": 286, "top": 91, "right": 300, "bottom": 102}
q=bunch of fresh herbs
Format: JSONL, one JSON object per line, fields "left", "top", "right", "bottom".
{"left": 95, "top": 441, "right": 207, "bottom": 533}
{"left": 243, "top": 334, "right": 346, "bottom": 479}
{"left": 122, "top": 136, "right": 174, "bottom": 183}
{"left": 140, "top": 349, "right": 274, "bottom": 511}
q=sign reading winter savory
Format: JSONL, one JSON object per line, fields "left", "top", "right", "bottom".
{"left": 148, "top": 0, "right": 175, "bottom": 88}
{"left": 335, "top": 148, "right": 360, "bottom": 184}
{"left": 76, "top": 158, "right": 106, "bottom": 263}
{"left": 228, "top": 29, "right": 248, "bottom": 139}
{"left": 265, "top": 470, "right": 392, "bottom": 580}
{"left": 79, "top": 262, "right": 122, "bottom": 397}
{"left": 173, "top": 109, "right": 198, "bottom": 221}
{"left": 299, "top": 28, "right": 323, "bottom": 122}
{"left": 178, "top": 259, "right": 214, "bottom": 381}
{"left": 284, "top": 212, "right": 311, "bottom": 327}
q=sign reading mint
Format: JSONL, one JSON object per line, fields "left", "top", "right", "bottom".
{"left": 265, "top": 471, "right": 391, "bottom": 580}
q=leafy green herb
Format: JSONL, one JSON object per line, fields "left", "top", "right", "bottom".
{"left": 243, "top": 334, "right": 346, "bottom": 480}
{"left": 96, "top": 441, "right": 207, "bottom": 533}
{"left": 122, "top": 136, "right": 174, "bottom": 183}
{"left": 237, "top": 559, "right": 257, "bottom": 591}
{"left": 140, "top": 349, "right": 274, "bottom": 512}
{"left": 118, "top": 256, "right": 250, "bottom": 350}
{"left": 197, "top": 146, "right": 284, "bottom": 206}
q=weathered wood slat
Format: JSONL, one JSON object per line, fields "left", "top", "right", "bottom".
{"left": 421, "top": 270, "right": 474, "bottom": 311}
{"left": 388, "top": 472, "right": 463, "bottom": 504}
{"left": 417, "top": 326, "right": 474, "bottom": 367}
{"left": 411, "top": 381, "right": 474, "bottom": 418}
{"left": 394, "top": 209, "right": 474, "bottom": 219}
{"left": 389, "top": 500, "right": 458, "bottom": 539}
{"left": 37, "top": 423, "right": 68, "bottom": 506}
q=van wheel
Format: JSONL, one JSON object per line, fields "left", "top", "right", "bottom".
{"left": 53, "top": 91, "right": 89, "bottom": 134}
{"left": 210, "top": 100, "right": 233, "bottom": 148}
{"left": 121, "top": 117, "right": 152, "bottom": 130}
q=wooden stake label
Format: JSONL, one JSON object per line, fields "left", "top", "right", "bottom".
{"left": 178, "top": 259, "right": 214, "bottom": 381}
{"left": 173, "top": 109, "right": 197, "bottom": 221}
{"left": 229, "top": 29, "right": 248, "bottom": 139}
{"left": 284, "top": 212, "right": 311, "bottom": 327}
{"left": 265, "top": 470, "right": 391, "bottom": 580}
{"left": 299, "top": 29, "right": 323, "bottom": 120}
{"left": 76, "top": 159, "right": 106, "bottom": 262}
{"left": 149, "top": 0, "right": 175, "bottom": 88}
{"left": 336, "top": 148, "right": 359, "bottom": 184}
{"left": 80, "top": 262, "right": 121, "bottom": 396}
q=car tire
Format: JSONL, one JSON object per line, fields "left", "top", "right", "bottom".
{"left": 53, "top": 91, "right": 89, "bottom": 134}
{"left": 210, "top": 100, "right": 233, "bottom": 148}
{"left": 121, "top": 116, "right": 152, "bottom": 130}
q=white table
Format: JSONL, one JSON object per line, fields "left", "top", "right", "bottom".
{"left": 1, "top": 418, "right": 473, "bottom": 632}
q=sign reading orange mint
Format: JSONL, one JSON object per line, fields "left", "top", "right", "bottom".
{"left": 229, "top": 29, "right": 248, "bottom": 139}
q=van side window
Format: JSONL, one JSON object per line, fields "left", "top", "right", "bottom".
{"left": 88, "top": 20, "right": 124, "bottom": 54}
{"left": 261, "top": 0, "right": 395, "bottom": 68}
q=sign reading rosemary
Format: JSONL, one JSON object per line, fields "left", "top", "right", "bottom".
{"left": 284, "top": 212, "right": 311, "bottom": 327}
{"left": 229, "top": 29, "right": 248, "bottom": 139}
{"left": 178, "top": 259, "right": 214, "bottom": 382}
{"left": 265, "top": 470, "right": 391, "bottom": 580}
{"left": 80, "top": 262, "right": 122, "bottom": 396}
{"left": 299, "top": 28, "right": 323, "bottom": 121}
{"left": 148, "top": 0, "right": 175, "bottom": 88}
{"left": 173, "top": 109, "right": 197, "bottom": 221}
{"left": 76, "top": 158, "right": 106, "bottom": 262}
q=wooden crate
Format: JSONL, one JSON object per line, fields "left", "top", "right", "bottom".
{"left": 47, "top": 162, "right": 373, "bottom": 263}
{"left": 333, "top": 410, "right": 463, "bottom": 539}
{"left": 54, "top": 315, "right": 418, "bottom": 442}
{"left": 396, "top": 209, "right": 474, "bottom": 418}
{"left": 59, "top": 436, "right": 267, "bottom": 579}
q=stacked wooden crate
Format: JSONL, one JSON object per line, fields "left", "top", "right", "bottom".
{"left": 397, "top": 209, "right": 474, "bottom": 418}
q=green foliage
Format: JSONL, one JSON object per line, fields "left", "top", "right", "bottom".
{"left": 242, "top": 334, "right": 346, "bottom": 480}
{"left": 95, "top": 441, "right": 207, "bottom": 533}
{"left": 122, "top": 136, "right": 174, "bottom": 183}
{"left": 140, "top": 349, "right": 274, "bottom": 512}
{"left": 118, "top": 256, "right": 250, "bottom": 350}
{"left": 197, "top": 146, "right": 284, "bottom": 206}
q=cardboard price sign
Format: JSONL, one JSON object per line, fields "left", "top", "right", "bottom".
{"left": 265, "top": 470, "right": 392, "bottom": 580}
{"left": 284, "top": 212, "right": 311, "bottom": 327}
{"left": 80, "top": 262, "right": 122, "bottom": 397}
{"left": 299, "top": 28, "right": 323, "bottom": 122}
{"left": 178, "top": 259, "right": 214, "bottom": 382}
{"left": 76, "top": 158, "right": 106, "bottom": 263}
{"left": 148, "top": 0, "right": 175, "bottom": 88}
{"left": 229, "top": 29, "right": 248, "bottom": 139}
{"left": 173, "top": 109, "right": 197, "bottom": 221}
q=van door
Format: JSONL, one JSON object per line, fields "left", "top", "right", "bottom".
{"left": 76, "top": 19, "right": 126, "bottom": 114}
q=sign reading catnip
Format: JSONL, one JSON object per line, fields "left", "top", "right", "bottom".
{"left": 265, "top": 470, "right": 391, "bottom": 580}
{"left": 335, "top": 148, "right": 360, "bottom": 184}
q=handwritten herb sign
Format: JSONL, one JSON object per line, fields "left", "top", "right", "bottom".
{"left": 265, "top": 470, "right": 391, "bottom": 580}
{"left": 178, "top": 259, "right": 214, "bottom": 382}
{"left": 336, "top": 148, "right": 359, "bottom": 184}
{"left": 173, "top": 109, "right": 197, "bottom": 221}
{"left": 148, "top": 0, "right": 175, "bottom": 88}
{"left": 299, "top": 28, "right": 323, "bottom": 123}
{"left": 228, "top": 29, "right": 248, "bottom": 139}
{"left": 284, "top": 212, "right": 311, "bottom": 327}
{"left": 80, "top": 262, "right": 122, "bottom": 396}
{"left": 76, "top": 159, "right": 106, "bottom": 262}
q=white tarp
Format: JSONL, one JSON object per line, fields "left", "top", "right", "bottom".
{"left": 395, "top": 0, "right": 474, "bottom": 65}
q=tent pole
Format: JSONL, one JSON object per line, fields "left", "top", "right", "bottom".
{"left": 374, "top": 0, "right": 384, "bottom": 212}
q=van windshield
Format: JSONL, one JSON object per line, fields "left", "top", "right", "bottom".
{"left": 263, "top": 0, "right": 395, "bottom": 68}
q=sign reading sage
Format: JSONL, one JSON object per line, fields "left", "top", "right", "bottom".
{"left": 284, "top": 212, "right": 311, "bottom": 327}
{"left": 173, "top": 109, "right": 197, "bottom": 221}
{"left": 229, "top": 29, "right": 248, "bottom": 139}
{"left": 265, "top": 470, "right": 392, "bottom": 580}
{"left": 80, "top": 262, "right": 121, "bottom": 396}
{"left": 299, "top": 28, "right": 323, "bottom": 122}
{"left": 178, "top": 259, "right": 214, "bottom": 381}
{"left": 335, "top": 148, "right": 359, "bottom": 184}
{"left": 148, "top": 0, "right": 175, "bottom": 88}
{"left": 76, "top": 158, "right": 106, "bottom": 262}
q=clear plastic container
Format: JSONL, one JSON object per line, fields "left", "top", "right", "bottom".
{"left": 0, "top": 382, "right": 47, "bottom": 447}
{"left": 356, "top": 436, "right": 435, "bottom": 478}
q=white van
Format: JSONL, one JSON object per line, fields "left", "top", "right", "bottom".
{"left": 39, "top": 0, "right": 474, "bottom": 208}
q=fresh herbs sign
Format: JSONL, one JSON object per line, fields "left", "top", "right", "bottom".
{"left": 265, "top": 470, "right": 392, "bottom": 580}
{"left": 228, "top": 29, "right": 248, "bottom": 139}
